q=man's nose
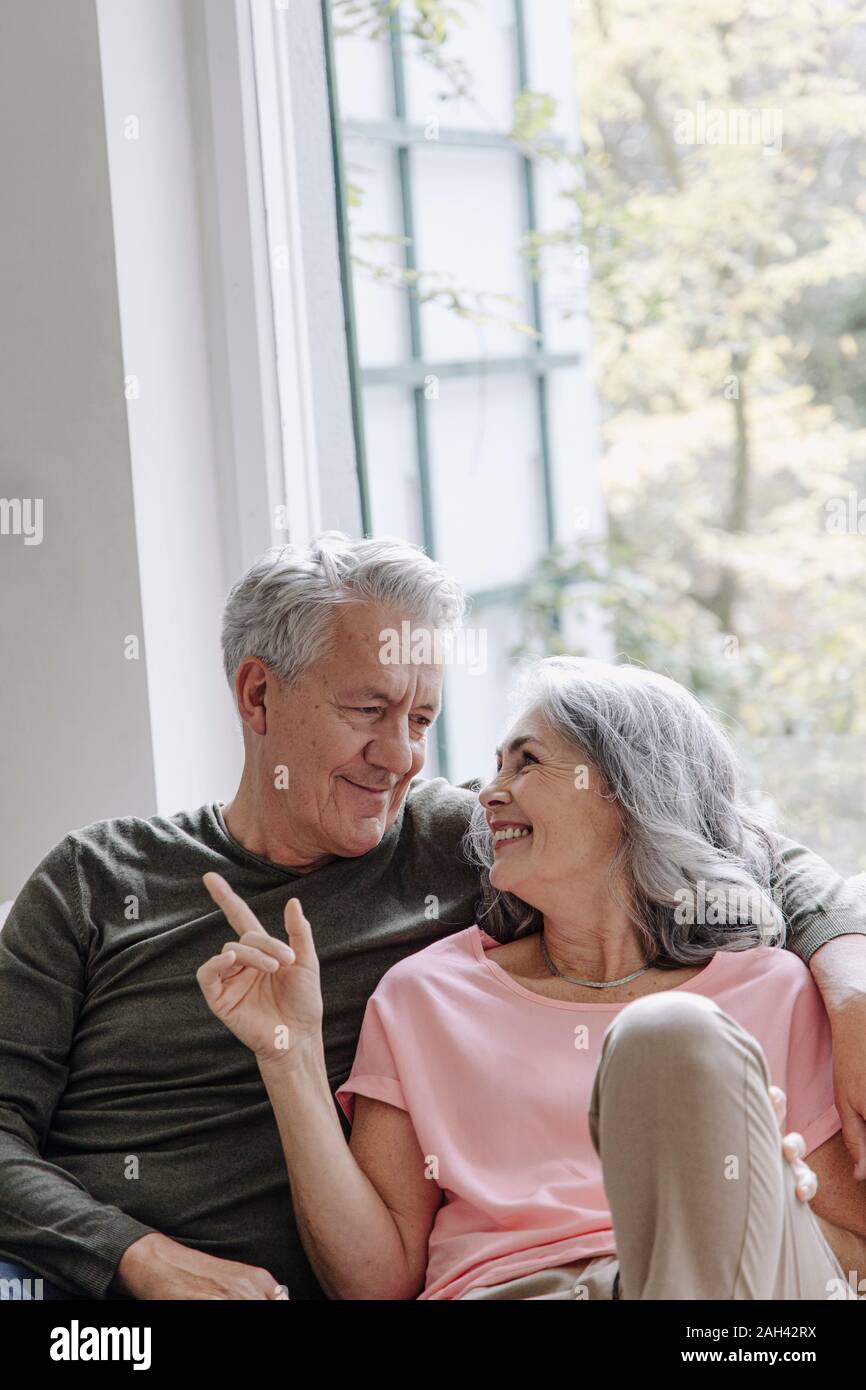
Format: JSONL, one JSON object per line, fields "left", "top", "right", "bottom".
{"left": 368, "top": 721, "right": 415, "bottom": 778}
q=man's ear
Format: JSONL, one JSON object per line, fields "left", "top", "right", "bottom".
{"left": 234, "top": 658, "right": 271, "bottom": 735}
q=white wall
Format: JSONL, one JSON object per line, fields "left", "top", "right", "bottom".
{"left": 0, "top": 0, "right": 157, "bottom": 900}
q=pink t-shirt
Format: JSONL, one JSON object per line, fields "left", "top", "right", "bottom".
{"left": 335, "top": 925, "right": 841, "bottom": 1301}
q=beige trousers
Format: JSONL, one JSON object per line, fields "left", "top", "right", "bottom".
{"left": 460, "top": 991, "right": 858, "bottom": 1301}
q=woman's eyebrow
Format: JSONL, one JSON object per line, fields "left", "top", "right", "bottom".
{"left": 494, "top": 734, "right": 538, "bottom": 759}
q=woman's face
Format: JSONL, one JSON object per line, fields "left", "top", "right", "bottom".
{"left": 478, "top": 704, "right": 625, "bottom": 912}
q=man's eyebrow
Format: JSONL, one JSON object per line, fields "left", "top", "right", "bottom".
{"left": 346, "top": 686, "right": 439, "bottom": 712}
{"left": 494, "top": 734, "right": 538, "bottom": 759}
{"left": 347, "top": 687, "right": 392, "bottom": 702}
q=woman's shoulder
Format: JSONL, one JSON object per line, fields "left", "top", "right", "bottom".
{"left": 710, "top": 941, "right": 814, "bottom": 993}
{"left": 374, "top": 926, "right": 480, "bottom": 995}
{"left": 704, "top": 946, "right": 830, "bottom": 1070}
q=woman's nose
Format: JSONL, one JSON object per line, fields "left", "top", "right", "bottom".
{"left": 479, "top": 776, "right": 512, "bottom": 808}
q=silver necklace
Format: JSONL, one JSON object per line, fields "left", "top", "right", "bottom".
{"left": 539, "top": 929, "right": 652, "bottom": 989}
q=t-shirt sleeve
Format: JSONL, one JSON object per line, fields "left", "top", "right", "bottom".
{"left": 335, "top": 985, "right": 409, "bottom": 1126}
{"left": 0, "top": 838, "right": 157, "bottom": 1296}
{"left": 783, "top": 966, "right": 842, "bottom": 1157}
{"left": 771, "top": 831, "right": 866, "bottom": 963}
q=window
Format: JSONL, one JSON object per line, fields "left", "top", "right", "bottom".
{"left": 327, "top": 0, "right": 601, "bottom": 780}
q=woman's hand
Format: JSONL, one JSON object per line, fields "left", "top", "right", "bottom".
{"left": 197, "top": 873, "right": 323, "bottom": 1065}
{"left": 769, "top": 1084, "right": 818, "bottom": 1202}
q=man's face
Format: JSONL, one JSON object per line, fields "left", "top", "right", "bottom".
{"left": 258, "top": 602, "right": 443, "bottom": 863}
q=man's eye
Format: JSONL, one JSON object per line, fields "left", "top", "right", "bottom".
{"left": 354, "top": 707, "right": 383, "bottom": 715}
{"left": 411, "top": 715, "right": 432, "bottom": 729}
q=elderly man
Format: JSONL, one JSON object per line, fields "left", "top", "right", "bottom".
{"left": 1, "top": 533, "right": 866, "bottom": 1301}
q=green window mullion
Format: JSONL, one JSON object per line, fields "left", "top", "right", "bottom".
{"left": 513, "top": 0, "right": 557, "bottom": 553}
{"left": 388, "top": 10, "right": 449, "bottom": 778}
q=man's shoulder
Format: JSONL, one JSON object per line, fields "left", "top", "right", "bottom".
{"left": 404, "top": 776, "right": 477, "bottom": 835}
{"left": 58, "top": 803, "right": 217, "bottom": 872}
{"left": 397, "top": 778, "right": 482, "bottom": 890}
{"left": 3, "top": 805, "right": 219, "bottom": 944}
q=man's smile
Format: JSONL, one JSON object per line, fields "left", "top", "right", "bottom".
{"left": 339, "top": 775, "right": 392, "bottom": 800}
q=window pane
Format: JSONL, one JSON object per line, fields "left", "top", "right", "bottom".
{"left": 520, "top": 0, "right": 580, "bottom": 142}
{"left": 343, "top": 138, "right": 408, "bottom": 368}
{"left": 443, "top": 600, "right": 526, "bottom": 785}
{"left": 403, "top": 0, "right": 517, "bottom": 134}
{"left": 333, "top": 29, "right": 394, "bottom": 122}
{"left": 412, "top": 145, "right": 531, "bottom": 362}
{"left": 546, "top": 364, "right": 604, "bottom": 543}
{"left": 534, "top": 158, "right": 585, "bottom": 357}
{"left": 362, "top": 385, "right": 424, "bottom": 546}
{"left": 425, "top": 373, "right": 547, "bottom": 591}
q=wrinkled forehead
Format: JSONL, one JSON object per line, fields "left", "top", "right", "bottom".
{"left": 345, "top": 665, "right": 444, "bottom": 707}
{"left": 499, "top": 702, "right": 549, "bottom": 745}
{"left": 323, "top": 605, "right": 446, "bottom": 700}
{"left": 496, "top": 702, "right": 575, "bottom": 759}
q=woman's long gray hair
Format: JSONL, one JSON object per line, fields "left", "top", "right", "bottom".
{"left": 465, "top": 657, "right": 785, "bottom": 967}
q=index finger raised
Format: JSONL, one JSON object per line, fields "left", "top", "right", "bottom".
{"left": 203, "top": 871, "right": 266, "bottom": 940}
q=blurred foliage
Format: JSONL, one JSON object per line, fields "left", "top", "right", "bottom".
{"left": 349, "top": 232, "right": 540, "bottom": 336}
{"left": 515, "top": 0, "right": 866, "bottom": 737}
{"left": 333, "top": 0, "right": 477, "bottom": 98}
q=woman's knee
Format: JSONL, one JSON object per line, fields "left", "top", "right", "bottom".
{"left": 610, "top": 988, "right": 723, "bottom": 1036}
{"left": 600, "top": 990, "right": 735, "bottom": 1078}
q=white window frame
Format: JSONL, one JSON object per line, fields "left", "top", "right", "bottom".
{"left": 196, "top": 0, "right": 361, "bottom": 568}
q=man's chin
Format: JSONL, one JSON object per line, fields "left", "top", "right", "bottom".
{"left": 329, "top": 814, "right": 391, "bottom": 858}
{"left": 328, "top": 781, "right": 410, "bottom": 856}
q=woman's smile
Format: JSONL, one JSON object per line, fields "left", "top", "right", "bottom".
{"left": 489, "top": 820, "right": 534, "bottom": 850}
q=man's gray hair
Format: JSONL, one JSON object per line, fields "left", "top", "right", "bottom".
{"left": 221, "top": 531, "right": 466, "bottom": 688}
{"left": 466, "top": 655, "right": 786, "bottom": 966}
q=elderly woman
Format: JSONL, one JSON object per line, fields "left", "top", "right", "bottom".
{"left": 197, "top": 657, "right": 865, "bottom": 1300}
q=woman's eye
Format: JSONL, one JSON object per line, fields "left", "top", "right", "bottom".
{"left": 494, "top": 750, "right": 538, "bottom": 776}
{"left": 502, "top": 752, "right": 537, "bottom": 774}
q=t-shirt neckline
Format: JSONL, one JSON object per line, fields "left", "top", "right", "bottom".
{"left": 208, "top": 801, "right": 304, "bottom": 878}
{"left": 469, "top": 923, "right": 722, "bottom": 1011}
{"left": 207, "top": 799, "right": 408, "bottom": 879}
